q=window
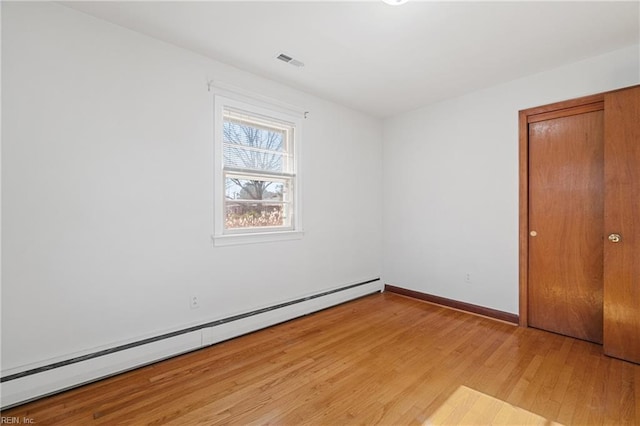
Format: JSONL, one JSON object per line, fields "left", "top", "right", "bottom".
{"left": 213, "top": 93, "right": 302, "bottom": 245}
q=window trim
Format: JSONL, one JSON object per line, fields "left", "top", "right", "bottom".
{"left": 213, "top": 92, "right": 303, "bottom": 246}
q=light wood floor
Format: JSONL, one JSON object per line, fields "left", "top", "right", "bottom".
{"left": 3, "top": 292, "right": 639, "bottom": 425}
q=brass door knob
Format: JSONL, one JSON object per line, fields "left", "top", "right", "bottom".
{"left": 608, "top": 233, "right": 621, "bottom": 243}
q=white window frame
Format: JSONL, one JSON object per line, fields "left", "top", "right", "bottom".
{"left": 213, "top": 91, "right": 303, "bottom": 246}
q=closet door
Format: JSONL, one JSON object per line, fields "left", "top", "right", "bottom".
{"left": 603, "top": 85, "right": 640, "bottom": 363}
{"left": 528, "top": 107, "right": 604, "bottom": 343}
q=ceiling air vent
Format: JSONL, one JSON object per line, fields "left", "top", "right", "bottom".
{"left": 276, "top": 53, "right": 304, "bottom": 68}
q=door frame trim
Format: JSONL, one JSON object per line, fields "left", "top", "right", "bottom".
{"left": 518, "top": 93, "right": 604, "bottom": 327}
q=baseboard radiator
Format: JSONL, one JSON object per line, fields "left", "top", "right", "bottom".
{"left": 1, "top": 279, "right": 381, "bottom": 409}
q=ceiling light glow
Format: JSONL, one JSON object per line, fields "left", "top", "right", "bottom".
{"left": 383, "top": 0, "right": 409, "bottom": 5}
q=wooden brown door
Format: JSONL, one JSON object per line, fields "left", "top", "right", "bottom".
{"left": 603, "top": 86, "right": 640, "bottom": 363}
{"left": 528, "top": 107, "right": 604, "bottom": 343}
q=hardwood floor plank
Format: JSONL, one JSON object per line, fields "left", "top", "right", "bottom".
{"left": 604, "top": 359, "right": 635, "bottom": 425}
{"left": 3, "top": 292, "right": 639, "bottom": 425}
{"left": 529, "top": 338, "right": 573, "bottom": 418}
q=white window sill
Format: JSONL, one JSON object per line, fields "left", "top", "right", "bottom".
{"left": 212, "top": 230, "right": 304, "bottom": 247}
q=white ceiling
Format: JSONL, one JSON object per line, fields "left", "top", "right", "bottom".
{"left": 62, "top": 1, "right": 639, "bottom": 118}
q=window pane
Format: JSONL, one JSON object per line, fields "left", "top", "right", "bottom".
{"left": 223, "top": 145, "right": 286, "bottom": 173}
{"left": 225, "top": 177, "right": 287, "bottom": 201}
{"left": 225, "top": 202, "right": 290, "bottom": 229}
{"left": 224, "top": 119, "right": 285, "bottom": 151}
{"left": 224, "top": 176, "right": 291, "bottom": 230}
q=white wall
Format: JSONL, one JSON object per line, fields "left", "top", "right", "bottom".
{"left": 1, "top": 1, "right": 382, "bottom": 374}
{"left": 382, "top": 45, "right": 640, "bottom": 315}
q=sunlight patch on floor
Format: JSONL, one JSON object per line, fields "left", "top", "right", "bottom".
{"left": 423, "top": 385, "right": 564, "bottom": 425}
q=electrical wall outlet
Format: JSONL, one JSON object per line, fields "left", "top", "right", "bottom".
{"left": 190, "top": 295, "right": 200, "bottom": 310}
{"left": 464, "top": 273, "right": 472, "bottom": 284}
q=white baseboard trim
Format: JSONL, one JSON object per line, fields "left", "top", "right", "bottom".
{"left": 1, "top": 279, "right": 381, "bottom": 408}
